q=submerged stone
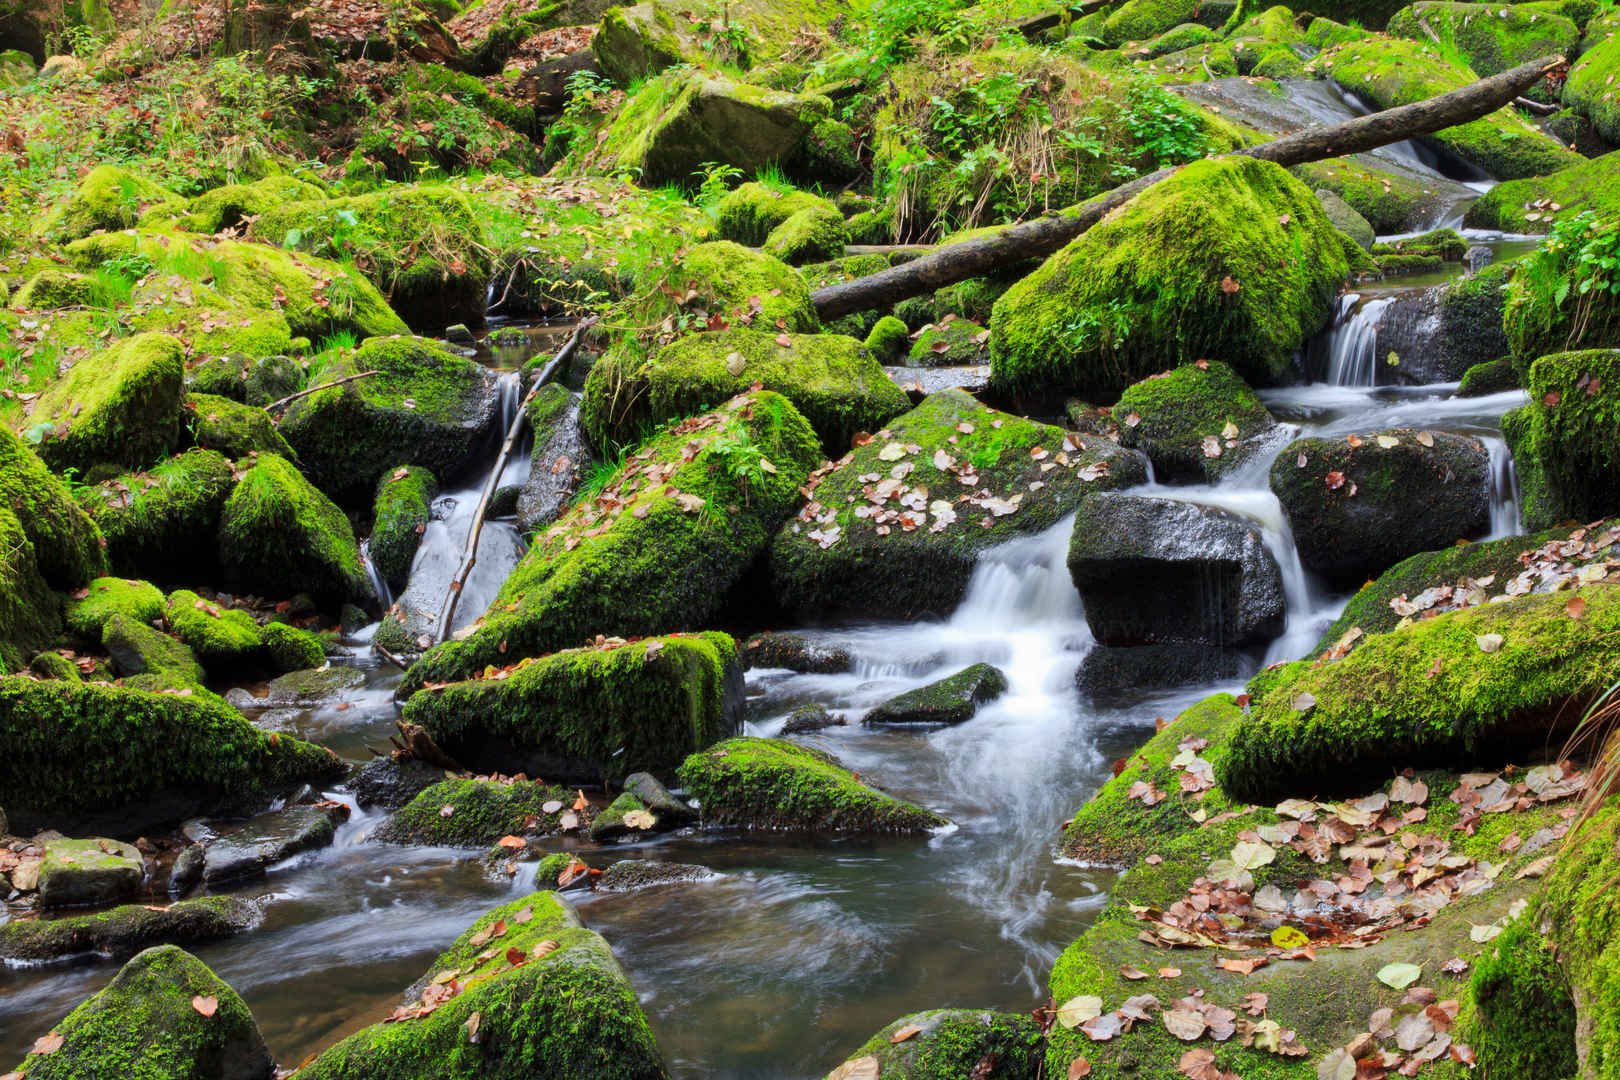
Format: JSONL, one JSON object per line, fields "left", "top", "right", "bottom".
{"left": 780, "top": 702, "right": 846, "bottom": 735}
{"left": 865, "top": 663, "right": 1007, "bottom": 726}
{"left": 200, "top": 802, "right": 348, "bottom": 884}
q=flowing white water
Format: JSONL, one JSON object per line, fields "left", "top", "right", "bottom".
{"left": 1323, "top": 295, "right": 1395, "bottom": 387}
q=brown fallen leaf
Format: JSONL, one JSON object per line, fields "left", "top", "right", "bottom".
{"left": 191, "top": 995, "right": 219, "bottom": 1018}
{"left": 1069, "top": 1057, "right": 1092, "bottom": 1079}
{"left": 33, "top": 1033, "right": 64, "bottom": 1055}
{"left": 890, "top": 1024, "right": 923, "bottom": 1044}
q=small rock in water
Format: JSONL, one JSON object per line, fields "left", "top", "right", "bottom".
{"left": 743, "top": 632, "right": 853, "bottom": 674}
{"left": 37, "top": 836, "right": 145, "bottom": 909}
{"left": 350, "top": 756, "right": 447, "bottom": 811}
{"left": 595, "top": 860, "right": 718, "bottom": 892}
{"left": 443, "top": 323, "right": 476, "bottom": 345}
{"left": 865, "top": 663, "right": 1008, "bottom": 726}
{"left": 200, "top": 803, "right": 349, "bottom": 885}
{"left": 1465, "top": 245, "right": 1494, "bottom": 274}
{"left": 622, "top": 771, "right": 697, "bottom": 823}
{"left": 780, "top": 703, "right": 848, "bottom": 735}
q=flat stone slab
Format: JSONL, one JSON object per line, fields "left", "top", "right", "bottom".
{"left": 201, "top": 803, "right": 348, "bottom": 884}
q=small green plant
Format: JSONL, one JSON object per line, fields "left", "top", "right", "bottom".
{"left": 1517, "top": 211, "right": 1620, "bottom": 349}
{"left": 708, "top": 429, "right": 772, "bottom": 502}
{"left": 695, "top": 162, "right": 745, "bottom": 212}
{"left": 1120, "top": 77, "right": 1212, "bottom": 170}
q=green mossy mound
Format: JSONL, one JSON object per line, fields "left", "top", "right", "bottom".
{"left": 403, "top": 632, "right": 741, "bottom": 783}
{"left": 186, "top": 394, "right": 295, "bottom": 459}
{"left": 1465, "top": 150, "right": 1620, "bottom": 232}
{"left": 7, "top": 945, "right": 273, "bottom": 1080}
{"left": 402, "top": 390, "right": 820, "bottom": 690}
{"left": 1454, "top": 910, "right": 1579, "bottom": 1078}
{"left": 1099, "top": 0, "right": 1215, "bottom": 47}
{"left": 1115, "top": 360, "right": 1276, "bottom": 483}
{"left": 162, "top": 174, "right": 327, "bottom": 234}
{"left": 370, "top": 465, "right": 437, "bottom": 590}
{"left": 641, "top": 240, "right": 818, "bottom": 333}
{"left": 64, "top": 577, "right": 165, "bottom": 641}
{"left": 714, "top": 182, "right": 836, "bottom": 246}
{"left": 864, "top": 663, "right": 1008, "bottom": 726}
{"left": 0, "top": 896, "right": 257, "bottom": 963}
{"left": 373, "top": 777, "right": 576, "bottom": 847}
{"left": 1387, "top": 2, "right": 1578, "bottom": 76}
{"left": 762, "top": 204, "right": 847, "bottom": 266}
{"left": 0, "top": 675, "right": 342, "bottom": 836}
{"left": 278, "top": 335, "right": 498, "bottom": 504}
{"left": 219, "top": 453, "right": 374, "bottom": 607}
{"left": 294, "top": 892, "right": 666, "bottom": 1080}
{"left": 1315, "top": 36, "right": 1579, "bottom": 179}
{"left": 827, "top": 1010, "right": 1044, "bottom": 1080}
{"left": 989, "top": 157, "right": 1349, "bottom": 400}
{"left": 261, "top": 621, "right": 326, "bottom": 672}
{"left": 1565, "top": 28, "right": 1620, "bottom": 145}
{"left": 36, "top": 164, "right": 178, "bottom": 243}
{"left": 80, "top": 449, "right": 236, "bottom": 587}
{"left": 863, "top": 315, "right": 911, "bottom": 363}
{"left": 1457, "top": 357, "right": 1520, "bottom": 397}
{"left": 0, "top": 507, "right": 60, "bottom": 673}
{"left": 12, "top": 267, "right": 95, "bottom": 309}
{"left": 905, "top": 319, "right": 988, "bottom": 367}
{"left": 102, "top": 612, "right": 207, "bottom": 695}
{"left": 163, "top": 590, "right": 264, "bottom": 670}
{"left": 27, "top": 331, "right": 185, "bottom": 474}
{"left": 676, "top": 736, "right": 948, "bottom": 833}
{"left": 1219, "top": 586, "right": 1620, "bottom": 803}
{"left": 185, "top": 353, "right": 306, "bottom": 406}
{"left": 0, "top": 425, "right": 108, "bottom": 588}
{"left": 1500, "top": 349, "right": 1620, "bottom": 528}
{"left": 768, "top": 389, "right": 1149, "bottom": 622}
{"left": 581, "top": 328, "right": 908, "bottom": 457}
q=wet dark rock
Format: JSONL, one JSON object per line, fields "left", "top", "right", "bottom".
{"left": 372, "top": 777, "right": 575, "bottom": 847}
{"left": 865, "top": 663, "right": 1008, "bottom": 726}
{"left": 169, "top": 843, "right": 205, "bottom": 895}
{"left": 1068, "top": 494, "right": 1285, "bottom": 648}
{"left": 885, "top": 363, "right": 991, "bottom": 402}
{"left": 256, "top": 664, "right": 368, "bottom": 707}
{"left": 200, "top": 803, "right": 349, "bottom": 884}
{"left": 595, "top": 860, "right": 717, "bottom": 892}
{"left": 1075, "top": 643, "right": 1249, "bottom": 699}
{"left": 38, "top": 836, "right": 145, "bottom": 909}
{"left": 1372, "top": 269, "right": 1513, "bottom": 384}
{"left": 622, "top": 771, "right": 696, "bottom": 823}
{"left": 349, "top": 756, "right": 447, "bottom": 811}
{"left": 0, "top": 896, "right": 258, "bottom": 963}
{"left": 1465, "top": 245, "right": 1494, "bottom": 273}
{"left": 1270, "top": 429, "right": 1490, "bottom": 587}
{"left": 743, "top": 632, "right": 852, "bottom": 674}
{"left": 339, "top": 604, "right": 369, "bottom": 635}
{"left": 588, "top": 791, "right": 654, "bottom": 841}
{"left": 780, "top": 702, "right": 847, "bottom": 735}
{"left": 516, "top": 384, "right": 593, "bottom": 533}
{"left": 487, "top": 483, "right": 522, "bottom": 518}
{"left": 443, "top": 323, "right": 475, "bottom": 345}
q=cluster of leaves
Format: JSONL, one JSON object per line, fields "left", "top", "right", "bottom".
{"left": 1515, "top": 211, "right": 1620, "bottom": 350}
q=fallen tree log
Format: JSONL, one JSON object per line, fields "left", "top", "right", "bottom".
{"left": 810, "top": 54, "right": 1565, "bottom": 320}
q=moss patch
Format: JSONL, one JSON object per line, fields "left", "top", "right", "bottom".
{"left": 370, "top": 465, "right": 437, "bottom": 590}
{"left": 373, "top": 777, "right": 576, "bottom": 847}
{"left": 186, "top": 393, "right": 295, "bottom": 459}
{"left": 1498, "top": 349, "right": 1620, "bottom": 528}
{"left": 0, "top": 425, "right": 108, "bottom": 589}
{"left": 26, "top": 331, "right": 185, "bottom": 474}
{"left": 1115, "top": 360, "right": 1275, "bottom": 483}
{"left": 64, "top": 577, "right": 165, "bottom": 641}
{"left": 79, "top": 449, "right": 236, "bottom": 587}
{"left": 218, "top": 452, "right": 374, "bottom": 607}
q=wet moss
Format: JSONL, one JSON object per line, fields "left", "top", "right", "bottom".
{"left": 218, "top": 452, "right": 374, "bottom": 607}
{"left": 1565, "top": 29, "right": 1620, "bottom": 145}
{"left": 370, "top": 465, "right": 437, "bottom": 590}
{"left": 0, "top": 507, "right": 60, "bottom": 673}
{"left": 1465, "top": 150, "right": 1620, "bottom": 232}
{"left": 1296, "top": 157, "right": 1452, "bottom": 234}
{"left": 373, "top": 777, "right": 576, "bottom": 847}
{"left": 157, "top": 174, "right": 327, "bottom": 234}
{"left": 1536, "top": 802, "right": 1620, "bottom": 1077}
{"left": 865, "top": 662, "right": 1007, "bottom": 726}
{"left": 36, "top": 164, "right": 179, "bottom": 242}
{"left": 79, "top": 449, "right": 236, "bottom": 587}
{"left": 0, "top": 896, "right": 257, "bottom": 963}
{"left": 905, "top": 319, "right": 988, "bottom": 367}
{"left": 1387, "top": 2, "right": 1578, "bottom": 76}
{"left": 714, "top": 182, "right": 836, "bottom": 247}
{"left": 101, "top": 611, "right": 208, "bottom": 695}
{"left": 163, "top": 589, "right": 263, "bottom": 670}
{"left": 0, "top": 426, "right": 108, "bottom": 589}
{"left": 636, "top": 240, "right": 818, "bottom": 334}
{"left": 64, "top": 577, "right": 165, "bottom": 641}
{"left": 12, "top": 268, "right": 95, "bottom": 309}
{"left": 260, "top": 621, "right": 326, "bottom": 672}
{"left": 185, "top": 393, "right": 295, "bottom": 459}
{"left": 676, "top": 736, "right": 948, "bottom": 833}
{"left": 832, "top": 1009, "right": 1044, "bottom": 1080}
{"left": 1115, "top": 360, "right": 1274, "bottom": 483}
{"left": 185, "top": 353, "right": 306, "bottom": 406}
{"left": 1454, "top": 910, "right": 1578, "bottom": 1078}
{"left": 864, "top": 315, "right": 911, "bottom": 363}
{"left": 1498, "top": 349, "right": 1620, "bottom": 528}
{"left": 761, "top": 204, "right": 847, "bottom": 266}
{"left": 28, "top": 331, "right": 185, "bottom": 474}
{"left": 1457, "top": 358, "right": 1520, "bottom": 397}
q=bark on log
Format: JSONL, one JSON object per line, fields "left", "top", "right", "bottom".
{"left": 810, "top": 54, "right": 1565, "bottom": 320}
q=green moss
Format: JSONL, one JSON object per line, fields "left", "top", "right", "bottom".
{"left": 163, "top": 589, "right": 264, "bottom": 669}
{"left": 589, "top": 790, "right": 650, "bottom": 839}
{"left": 374, "top": 777, "right": 576, "bottom": 846}
{"left": 768, "top": 388, "right": 1150, "bottom": 621}
{"left": 101, "top": 611, "right": 207, "bottom": 695}
{"left": 1296, "top": 156, "right": 1451, "bottom": 234}
{"left": 1466, "top": 151, "right": 1620, "bottom": 232}
{"left": 595, "top": 3, "right": 689, "bottom": 84}
{"left": 8, "top": 945, "right": 272, "bottom": 1080}
{"left": 1099, "top": 0, "right": 1206, "bottom": 46}
{"left": 260, "top": 620, "right": 326, "bottom": 672}
{"left": 865, "top": 662, "right": 1007, "bottom": 725}
{"left": 36, "top": 165, "right": 179, "bottom": 243}
{"left": 863, "top": 315, "right": 910, "bottom": 363}
{"left": 402, "top": 390, "right": 820, "bottom": 689}
{"left": 1131, "top": 21, "right": 1216, "bottom": 59}
{"left": 30, "top": 650, "right": 82, "bottom": 681}
{"left": 1316, "top": 36, "right": 1580, "bottom": 179}
{"left": 833, "top": 1010, "right": 1044, "bottom": 1079}
{"left": 714, "top": 182, "right": 836, "bottom": 246}
{"left": 1455, "top": 910, "right": 1578, "bottom": 1078}
{"left": 989, "top": 157, "right": 1349, "bottom": 400}
{"left": 676, "top": 736, "right": 948, "bottom": 833}
{"left": 370, "top": 465, "right": 437, "bottom": 589}
{"left": 295, "top": 892, "right": 666, "bottom": 1080}
{"left": 1115, "top": 360, "right": 1274, "bottom": 483}
{"left": 27, "top": 331, "right": 185, "bottom": 473}
{"left": 761, "top": 204, "right": 847, "bottom": 266}
{"left": 12, "top": 268, "right": 95, "bottom": 309}
{"left": 1537, "top": 803, "right": 1620, "bottom": 1077}
{"left": 905, "top": 319, "right": 988, "bottom": 367}
{"left": 403, "top": 632, "right": 740, "bottom": 783}
{"left": 582, "top": 328, "right": 908, "bottom": 457}
{"left": 64, "top": 577, "right": 164, "bottom": 641}
{"left": 636, "top": 239, "right": 818, "bottom": 334}
{"left": 1500, "top": 350, "right": 1620, "bottom": 527}
{"left": 218, "top": 452, "right": 374, "bottom": 607}
{"left": 185, "top": 353, "right": 306, "bottom": 406}
{"left": 1565, "top": 29, "right": 1620, "bottom": 145}
{"left": 1388, "top": 2, "right": 1578, "bottom": 76}
{"left": 185, "top": 393, "right": 294, "bottom": 459}
{"left": 152, "top": 174, "right": 327, "bottom": 234}
{"left": 1372, "top": 226, "right": 1468, "bottom": 262}
{"left": 0, "top": 896, "right": 256, "bottom": 963}
{"left": 79, "top": 449, "right": 236, "bottom": 587}
{"left": 1220, "top": 587, "right": 1620, "bottom": 802}
{"left": 0, "top": 425, "right": 108, "bottom": 589}
{"left": 0, "top": 507, "right": 60, "bottom": 673}
{"left": 1458, "top": 357, "right": 1520, "bottom": 397}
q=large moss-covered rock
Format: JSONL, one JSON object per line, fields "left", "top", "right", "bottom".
{"left": 677, "top": 736, "right": 948, "bottom": 833}
{"left": 1114, "top": 360, "right": 1277, "bottom": 483}
{"left": 1454, "top": 904, "right": 1580, "bottom": 1080}
{"left": 639, "top": 240, "right": 817, "bottom": 334}
{"left": 769, "top": 389, "right": 1148, "bottom": 622}
{"left": 163, "top": 590, "right": 265, "bottom": 671}
{"left": 7, "top": 945, "right": 273, "bottom": 1080}
{"left": 161, "top": 174, "right": 327, "bottom": 234}
{"left": 185, "top": 353, "right": 306, "bottom": 407}
{"left": 1565, "top": 28, "right": 1620, "bottom": 145}
{"left": 714, "top": 182, "right": 837, "bottom": 246}
{"left": 0, "top": 507, "right": 58, "bottom": 673}
{"left": 279, "top": 336, "right": 500, "bottom": 505}
{"left": 592, "top": 0, "right": 690, "bottom": 83}
{"left": 373, "top": 776, "right": 575, "bottom": 847}
{"left": 594, "top": 69, "right": 833, "bottom": 187}
{"left": 1219, "top": 586, "right": 1620, "bottom": 802}
{"left": 0, "top": 896, "right": 256, "bottom": 963}
{"left": 401, "top": 390, "right": 819, "bottom": 689}
{"left": 1317, "top": 36, "right": 1580, "bottom": 179}
{"left": 402, "top": 632, "right": 741, "bottom": 783}
{"left": 0, "top": 425, "right": 107, "bottom": 588}
{"left": 826, "top": 1010, "right": 1044, "bottom": 1080}
{"left": 1387, "top": 2, "right": 1578, "bottom": 76}
{"left": 762, "top": 204, "right": 847, "bottom": 266}
{"left": 293, "top": 893, "right": 666, "bottom": 1080}
{"left": 186, "top": 393, "right": 295, "bottom": 459}
{"left": 12, "top": 267, "right": 95, "bottom": 309}
{"left": 1501, "top": 349, "right": 1620, "bottom": 529}
{"left": 218, "top": 453, "right": 374, "bottom": 607}
{"left": 26, "top": 331, "right": 185, "bottom": 474}
{"left": 102, "top": 612, "right": 208, "bottom": 695}
{"left": 64, "top": 577, "right": 165, "bottom": 641}
{"left": 36, "top": 164, "right": 178, "bottom": 242}
{"left": 370, "top": 465, "right": 437, "bottom": 590}
{"left": 0, "top": 676, "right": 342, "bottom": 836}
{"left": 989, "top": 157, "right": 1350, "bottom": 399}
{"left": 582, "top": 328, "right": 908, "bottom": 456}
{"left": 1465, "top": 150, "right": 1620, "bottom": 232}
{"left": 80, "top": 449, "right": 236, "bottom": 587}
{"left": 1270, "top": 428, "right": 1491, "bottom": 586}
{"left": 1069, "top": 493, "right": 1286, "bottom": 648}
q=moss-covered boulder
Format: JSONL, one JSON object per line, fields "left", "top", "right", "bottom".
{"left": 642, "top": 240, "right": 818, "bottom": 333}
{"left": 770, "top": 389, "right": 1148, "bottom": 622}
{"left": 1115, "top": 360, "right": 1277, "bottom": 483}
{"left": 865, "top": 663, "right": 1008, "bottom": 726}
{"left": 1465, "top": 150, "right": 1620, "bottom": 232}
{"left": 279, "top": 336, "right": 500, "bottom": 505}
{"left": 0, "top": 507, "right": 59, "bottom": 673}
{"left": 186, "top": 394, "right": 295, "bottom": 459}
{"left": 26, "top": 331, "right": 185, "bottom": 473}
{"left": 163, "top": 590, "right": 264, "bottom": 671}
{"left": 593, "top": 69, "right": 833, "bottom": 187}
{"left": 1504, "top": 214, "right": 1620, "bottom": 366}
{"left": 1069, "top": 493, "right": 1285, "bottom": 648}
{"left": 1458, "top": 357, "right": 1520, "bottom": 397}
{"left": 0, "top": 896, "right": 256, "bottom": 963}
{"left": 36, "top": 834, "right": 144, "bottom": 909}
{"left": 102, "top": 612, "right": 207, "bottom": 695}
{"left": 402, "top": 390, "right": 819, "bottom": 689}
{"left": 904, "top": 318, "right": 989, "bottom": 368}
{"left": 218, "top": 453, "right": 374, "bottom": 607}
{"left": 7, "top": 945, "right": 273, "bottom": 1080}
{"left": 370, "top": 465, "right": 437, "bottom": 590}
{"left": 80, "top": 449, "right": 236, "bottom": 587}
{"left": 403, "top": 632, "right": 741, "bottom": 783}
{"left": 989, "top": 157, "right": 1350, "bottom": 400}
{"left": 1565, "top": 27, "right": 1620, "bottom": 145}
{"left": 1098, "top": 0, "right": 1218, "bottom": 46}
{"left": 12, "top": 267, "right": 95, "bottom": 309}
{"left": 1297, "top": 155, "right": 1461, "bottom": 234}
{"left": 35, "top": 164, "right": 179, "bottom": 242}
{"left": 163, "top": 174, "right": 327, "bottom": 234}
{"left": 762, "top": 204, "right": 847, "bottom": 266}
{"left": 1269, "top": 428, "right": 1490, "bottom": 586}
{"left": 677, "top": 736, "right": 948, "bottom": 833}
{"left": 1503, "top": 349, "right": 1620, "bottom": 528}
{"left": 714, "top": 182, "right": 837, "bottom": 246}
{"left": 863, "top": 314, "right": 911, "bottom": 363}
{"left": 1220, "top": 587, "right": 1620, "bottom": 801}
{"left": 373, "top": 777, "right": 575, "bottom": 847}
{"left": 1317, "top": 36, "right": 1580, "bottom": 179}
{"left": 0, "top": 426, "right": 107, "bottom": 588}
{"left": 261, "top": 621, "right": 325, "bottom": 672}
{"left": 293, "top": 892, "right": 666, "bottom": 1080}
{"left": 592, "top": 1, "right": 691, "bottom": 83}
{"left": 1387, "top": 2, "right": 1579, "bottom": 76}
{"left": 826, "top": 1010, "right": 1044, "bottom": 1080}
{"left": 582, "top": 328, "right": 908, "bottom": 456}
{"left": 185, "top": 353, "right": 306, "bottom": 407}
{"left": 64, "top": 577, "right": 165, "bottom": 641}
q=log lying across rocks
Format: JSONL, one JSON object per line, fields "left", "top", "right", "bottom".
{"left": 810, "top": 54, "right": 1566, "bottom": 320}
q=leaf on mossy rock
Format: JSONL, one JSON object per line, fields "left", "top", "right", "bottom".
{"left": 1057, "top": 995, "right": 1103, "bottom": 1029}
{"left": 1376, "top": 961, "right": 1423, "bottom": 989}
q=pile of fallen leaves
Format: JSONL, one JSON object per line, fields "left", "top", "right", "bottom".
{"left": 383, "top": 902, "right": 559, "bottom": 1024}
{"left": 1385, "top": 523, "right": 1620, "bottom": 623}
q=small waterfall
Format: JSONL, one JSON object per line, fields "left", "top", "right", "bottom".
{"left": 1482, "top": 435, "right": 1523, "bottom": 539}
{"left": 358, "top": 539, "right": 392, "bottom": 612}
{"left": 1322, "top": 295, "right": 1395, "bottom": 387}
